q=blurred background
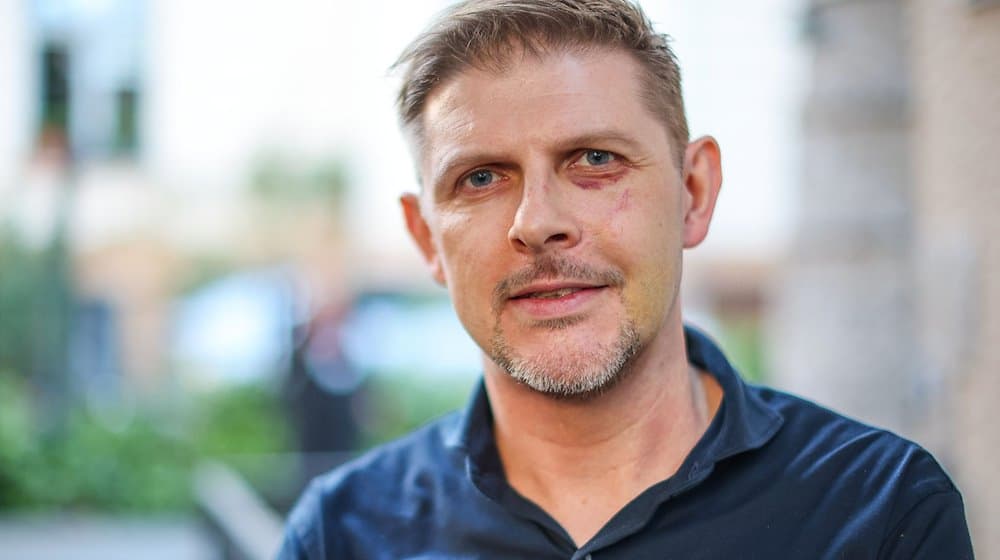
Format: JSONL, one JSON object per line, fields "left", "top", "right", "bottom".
{"left": 0, "top": 0, "right": 996, "bottom": 558}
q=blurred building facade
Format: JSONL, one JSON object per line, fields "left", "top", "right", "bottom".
{"left": 910, "top": 0, "right": 1000, "bottom": 554}
{"left": 771, "top": 0, "right": 999, "bottom": 554}
{"left": 0, "top": 0, "right": 364, "bottom": 395}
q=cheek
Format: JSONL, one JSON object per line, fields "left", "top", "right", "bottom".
{"left": 435, "top": 210, "right": 507, "bottom": 331}
{"left": 599, "top": 184, "right": 684, "bottom": 320}
{"left": 436, "top": 210, "right": 477, "bottom": 268}
{"left": 601, "top": 184, "right": 681, "bottom": 249}
{"left": 439, "top": 208, "right": 498, "bottom": 256}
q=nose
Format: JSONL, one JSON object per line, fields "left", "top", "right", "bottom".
{"left": 507, "top": 173, "right": 581, "bottom": 254}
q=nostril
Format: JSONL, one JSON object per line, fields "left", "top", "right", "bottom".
{"left": 547, "top": 233, "right": 569, "bottom": 244}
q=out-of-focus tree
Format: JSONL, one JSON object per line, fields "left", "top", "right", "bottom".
{"left": 250, "top": 153, "right": 349, "bottom": 210}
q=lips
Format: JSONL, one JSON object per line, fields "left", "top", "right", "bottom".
{"left": 491, "top": 257, "right": 625, "bottom": 320}
{"left": 509, "top": 282, "right": 606, "bottom": 300}
{"left": 515, "top": 287, "right": 584, "bottom": 299}
{"left": 503, "top": 281, "right": 609, "bottom": 321}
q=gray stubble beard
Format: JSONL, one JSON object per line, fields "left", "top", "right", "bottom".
{"left": 488, "top": 317, "right": 642, "bottom": 401}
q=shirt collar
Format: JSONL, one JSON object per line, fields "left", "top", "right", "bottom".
{"left": 682, "top": 324, "right": 784, "bottom": 462}
{"left": 443, "top": 324, "right": 785, "bottom": 480}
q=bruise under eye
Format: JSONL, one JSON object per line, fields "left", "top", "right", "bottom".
{"left": 569, "top": 150, "right": 627, "bottom": 189}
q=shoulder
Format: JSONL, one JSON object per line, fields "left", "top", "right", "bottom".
{"left": 280, "top": 411, "right": 465, "bottom": 559}
{"left": 700, "top": 383, "right": 971, "bottom": 557}
{"left": 749, "top": 384, "right": 967, "bottom": 543}
{"left": 753, "top": 384, "right": 957, "bottom": 494}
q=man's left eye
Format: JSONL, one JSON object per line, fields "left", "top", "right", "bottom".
{"left": 577, "top": 150, "right": 615, "bottom": 166}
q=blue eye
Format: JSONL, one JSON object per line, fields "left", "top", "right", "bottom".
{"left": 583, "top": 150, "right": 614, "bottom": 166}
{"left": 576, "top": 150, "right": 615, "bottom": 167}
{"left": 465, "top": 169, "right": 496, "bottom": 188}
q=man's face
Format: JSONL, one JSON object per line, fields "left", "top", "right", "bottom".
{"left": 403, "top": 48, "right": 716, "bottom": 398}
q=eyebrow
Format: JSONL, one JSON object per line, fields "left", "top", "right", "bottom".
{"left": 429, "top": 128, "right": 646, "bottom": 190}
{"left": 431, "top": 150, "right": 508, "bottom": 189}
{"left": 551, "top": 129, "right": 646, "bottom": 154}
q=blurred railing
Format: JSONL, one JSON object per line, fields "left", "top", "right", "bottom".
{"left": 194, "top": 461, "right": 284, "bottom": 560}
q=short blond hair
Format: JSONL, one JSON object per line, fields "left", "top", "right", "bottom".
{"left": 393, "top": 0, "right": 689, "bottom": 167}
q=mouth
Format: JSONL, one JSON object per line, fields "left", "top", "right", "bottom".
{"left": 504, "top": 282, "right": 609, "bottom": 321}
{"left": 492, "top": 256, "right": 625, "bottom": 320}
{"left": 509, "top": 283, "right": 608, "bottom": 301}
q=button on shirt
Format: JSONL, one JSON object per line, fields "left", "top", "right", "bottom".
{"left": 278, "top": 326, "right": 973, "bottom": 559}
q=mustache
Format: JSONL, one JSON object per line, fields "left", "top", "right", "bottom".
{"left": 491, "top": 255, "right": 624, "bottom": 311}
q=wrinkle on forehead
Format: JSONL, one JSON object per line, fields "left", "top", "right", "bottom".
{"left": 420, "top": 49, "right": 662, "bottom": 187}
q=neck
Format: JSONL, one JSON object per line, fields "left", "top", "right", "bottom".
{"left": 483, "top": 320, "right": 722, "bottom": 545}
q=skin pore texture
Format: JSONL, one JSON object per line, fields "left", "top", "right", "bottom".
{"left": 401, "top": 47, "right": 724, "bottom": 546}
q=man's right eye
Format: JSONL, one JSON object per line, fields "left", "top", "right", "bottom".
{"left": 461, "top": 169, "right": 498, "bottom": 189}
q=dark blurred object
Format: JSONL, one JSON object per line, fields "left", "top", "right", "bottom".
{"left": 39, "top": 43, "right": 70, "bottom": 134}
{"left": 284, "top": 306, "right": 366, "bottom": 485}
{"left": 113, "top": 86, "right": 139, "bottom": 156}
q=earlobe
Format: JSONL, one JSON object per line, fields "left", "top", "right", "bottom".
{"left": 681, "top": 136, "right": 723, "bottom": 249}
{"left": 400, "top": 193, "right": 446, "bottom": 285}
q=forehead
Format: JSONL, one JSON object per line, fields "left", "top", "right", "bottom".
{"left": 418, "top": 48, "right": 668, "bottom": 182}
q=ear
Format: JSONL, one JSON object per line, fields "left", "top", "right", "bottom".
{"left": 680, "top": 136, "right": 723, "bottom": 249}
{"left": 400, "top": 193, "right": 446, "bottom": 285}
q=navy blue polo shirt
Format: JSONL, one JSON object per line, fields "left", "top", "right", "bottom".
{"left": 278, "top": 327, "right": 973, "bottom": 559}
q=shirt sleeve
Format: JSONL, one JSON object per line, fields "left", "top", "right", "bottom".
{"left": 275, "top": 528, "right": 307, "bottom": 560}
{"left": 878, "top": 490, "right": 974, "bottom": 559}
{"left": 276, "top": 479, "right": 338, "bottom": 560}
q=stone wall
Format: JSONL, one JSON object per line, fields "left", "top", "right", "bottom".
{"left": 909, "top": 0, "right": 1000, "bottom": 554}
{"left": 771, "top": 0, "right": 999, "bottom": 554}
{"left": 770, "top": 0, "right": 917, "bottom": 435}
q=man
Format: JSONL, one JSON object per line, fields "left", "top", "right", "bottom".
{"left": 279, "top": 1, "right": 973, "bottom": 557}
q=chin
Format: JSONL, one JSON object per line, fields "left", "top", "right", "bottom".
{"left": 488, "top": 319, "right": 641, "bottom": 400}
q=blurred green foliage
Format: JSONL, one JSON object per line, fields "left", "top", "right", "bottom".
{"left": 250, "top": 153, "right": 348, "bottom": 209}
{"left": 359, "top": 374, "right": 476, "bottom": 448}
{"left": 0, "top": 229, "right": 294, "bottom": 513}
{"left": 187, "top": 383, "right": 295, "bottom": 493}
{"left": 717, "top": 317, "right": 768, "bottom": 384}
{"left": 0, "top": 234, "right": 36, "bottom": 373}
{"left": 0, "top": 369, "right": 292, "bottom": 513}
{"left": 0, "top": 370, "right": 189, "bottom": 512}
{"left": 0, "top": 229, "right": 69, "bottom": 380}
